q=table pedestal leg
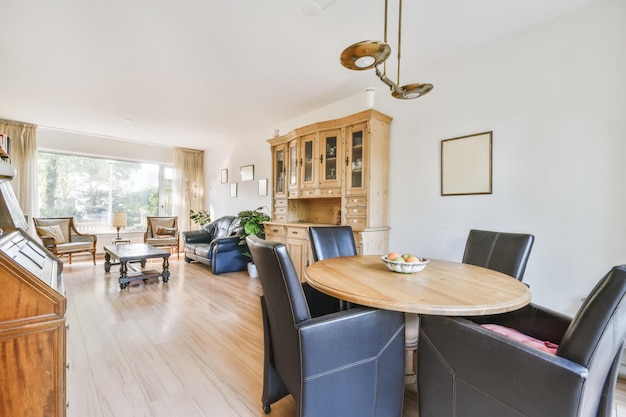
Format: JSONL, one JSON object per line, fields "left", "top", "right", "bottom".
{"left": 405, "top": 312, "right": 419, "bottom": 392}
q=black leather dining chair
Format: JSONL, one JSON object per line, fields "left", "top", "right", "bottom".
{"left": 417, "top": 264, "right": 626, "bottom": 417}
{"left": 462, "top": 229, "right": 535, "bottom": 281}
{"left": 308, "top": 225, "right": 357, "bottom": 261}
{"left": 308, "top": 225, "right": 358, "bottom": 309}
{"left": 246, "top": 235, "right": 406, "bottom": 417}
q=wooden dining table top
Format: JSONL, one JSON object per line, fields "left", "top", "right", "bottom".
{"left": 305, "top": 255, "right": 532, "bottom": 315}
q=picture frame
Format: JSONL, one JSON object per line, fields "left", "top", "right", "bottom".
{"left": 221, "top": 169, "right": 228, "bottom": 184}
{"left": 258, "top": 178, "right": 268, "bottom": 196}
{"left": 230, "top": 183, "right": 238, "bottom": 198}
{"left": 240, "top": 165, "right": 254, "bottom": 182}
{"left": 441, "top": 131, "right": 492, "bottom": 196}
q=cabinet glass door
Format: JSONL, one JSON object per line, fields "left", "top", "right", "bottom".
{"left": 274, "top": 147, "right": 285, "bottom": 196}
{"left": 319, "top": 129, "right": 342, "bottom": 188}
{"left": 301, "top": 134, "right": 316, "bottom": 188}
{"left": 288, "top": 139, "right": 299, "bottom": 196}
{"left": 346, "top": 124, "right": 366, "bottom": 194}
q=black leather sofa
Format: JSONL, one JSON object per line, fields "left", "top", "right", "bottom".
{"left": 182, "top": 215, "right": 248, "bottom": 274}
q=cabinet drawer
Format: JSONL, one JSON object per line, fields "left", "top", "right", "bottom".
{"left": 286, "top": 226, "right": 307, "bottom": 239}
{"left": 265, "top": 224, "right": 286, "bottom": 238}
{"left": 345, "top": 196, "right": 367, "bottom": 207}
{"left": 274, "top": 199, "right": 287, "bottom": 208}
{"left": 301, "top": 189, "right": 317, "bottom": 197}
{"left": 318, "top": 187, "right": 341, "bottom": 196}
{"left": 274, "top": 215, "right": 287, "bottom": 222}
{"left": 346, "top": 217, "right": 367, "bottom": 228}
{"left": 274, "top": 206, "right": 287, "bottom": 216}
{"left": 346, "top": 207, "right": 367, "bottom": 216}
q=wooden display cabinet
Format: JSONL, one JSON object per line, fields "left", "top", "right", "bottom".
{"left": 0, "top": 229, "right": 67, "bottom": 417}
{"left": 266, "top": 109, "right": 391, "bottom": 280}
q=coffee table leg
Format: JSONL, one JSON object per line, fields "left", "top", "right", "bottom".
{"left": 104, "top": 253, "right": 111, "bottom": 272}
{"left": 161, "top": 257, "right": 170, "bottom": 282}
{"left": 119, "top": 261, "right": 129, "bottom": 289}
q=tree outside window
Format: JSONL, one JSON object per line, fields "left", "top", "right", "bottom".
{"left": 37, "top": 152, "right": 171, "bottom": 232}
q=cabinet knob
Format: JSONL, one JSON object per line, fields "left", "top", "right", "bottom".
{"left": 320, "top": 154, "right": 323, "bottom": 163}
{"left": 66, "top": 363, "right": 70, "bottom": 370}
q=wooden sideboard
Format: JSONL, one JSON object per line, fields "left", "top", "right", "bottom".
{"left": 0, "top": 229, "right": 67, "bottom": 417}
{"left": 265, "top": 109, "right": 391, "bottom": 279}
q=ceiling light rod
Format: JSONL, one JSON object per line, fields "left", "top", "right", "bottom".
{"left": 339, "top": 0, "right": 433, "bottom": 100}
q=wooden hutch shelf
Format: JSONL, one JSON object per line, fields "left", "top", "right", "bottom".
{"left": 265, "top": 109, "right": 391, "bottom": 280}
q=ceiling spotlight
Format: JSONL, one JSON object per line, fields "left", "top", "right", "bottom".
{"left": 340, "top": 0, "right": 433, "bottom": 100}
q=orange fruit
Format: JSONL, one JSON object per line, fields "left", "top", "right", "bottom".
{"left": 387, "top": 252, "right": 400, "bottom": 260}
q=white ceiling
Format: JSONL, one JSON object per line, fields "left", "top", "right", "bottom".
{"left": 0, "top": 0, "right": 606, "bottom": 150}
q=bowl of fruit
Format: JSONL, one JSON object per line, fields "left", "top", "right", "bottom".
{"left": 382, "top": 252, "right": 429, "bottom": 274}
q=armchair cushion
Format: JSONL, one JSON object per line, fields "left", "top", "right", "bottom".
{"left": 155, "top": 226, "right": 177, "bottom": 236}
{"left": 36, "top": 225, "right": 67, "bottom": 244}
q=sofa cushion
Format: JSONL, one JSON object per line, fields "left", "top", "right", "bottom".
{"left": 193, "top": 243, "right": 212, "bottom": 259}
{"left": 36, "top": 225, "right": 67, "bottom": 244}
{"left": 481, "top": 323, "right": 558, "bottom": 354}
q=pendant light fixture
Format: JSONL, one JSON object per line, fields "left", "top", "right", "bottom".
{"left": 340, "top": 0, "right": 433, "bottom": 100}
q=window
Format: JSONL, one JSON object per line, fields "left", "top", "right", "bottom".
{"left": 37, "top": 152, "right": 172, "bottom": 233}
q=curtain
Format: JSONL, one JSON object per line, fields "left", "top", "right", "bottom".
{"left": 173, "top": 147, "right": 204, "bottom": 232}
{"left": 0, "top": 119, "right": 38, "bottom": 223}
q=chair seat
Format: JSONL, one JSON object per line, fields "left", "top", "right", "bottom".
{"left": 56, "top": 242, "right": 95, "bottom": 253}
{"left": 146, "top": 237, "right": 178, "bottom": 245}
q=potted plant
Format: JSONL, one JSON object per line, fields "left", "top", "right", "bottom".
{"left": 237, "top": 206, "right": 271, "bottom": 278}
{"left": 189, "top": 209, "right": 211, "bottom": 228}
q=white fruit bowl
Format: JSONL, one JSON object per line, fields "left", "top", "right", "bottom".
{"left": 381, "top": 256, "right": 429, "bottom": 274}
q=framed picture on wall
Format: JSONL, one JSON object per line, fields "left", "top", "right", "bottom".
{"left": 240, "top": 165, "right": 254, "bottom": 182}
{"left": 230, "top": 183, "right": 238, "bottom": 198}
{"left": 258, "top": 178, "right": 268, "bottom": 196}
{"left": 221, "top": 169, "right": 228, "bottom": 184}
{"left": 441, "top": 131, "right": 493, "bottom": 196}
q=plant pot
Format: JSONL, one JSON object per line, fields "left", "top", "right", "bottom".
{"left": 247, "top": 262, "right": 259, "bottom": 278}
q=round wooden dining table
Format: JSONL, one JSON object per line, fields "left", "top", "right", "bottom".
{"left": 305, "top": 255, "right": 532, "bottom": 389}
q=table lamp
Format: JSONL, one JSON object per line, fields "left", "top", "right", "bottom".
{"left": 111, "top": 212, "right": 127, "bottom": 240}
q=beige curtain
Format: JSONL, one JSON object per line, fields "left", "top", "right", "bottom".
{"left": 0, "top": 119, "right": 38, "bottom": 223}
{"left": 173, "top": 147, "right": 204, "bottom": 232}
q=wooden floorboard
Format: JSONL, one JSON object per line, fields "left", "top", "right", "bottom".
{"left": 63, "top": 257, "right": 625, "bottom": 417}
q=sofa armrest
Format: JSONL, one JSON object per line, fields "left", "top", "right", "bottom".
{"left": 182, "top": 230, "right": 212, "bottom": 244}
{"left": 210, "top": 235, "right": 242, "bottom": 252}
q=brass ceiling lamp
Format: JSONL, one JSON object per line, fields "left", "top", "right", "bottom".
{"left": 340, "top": 0, "right": 433, "bottom": 100}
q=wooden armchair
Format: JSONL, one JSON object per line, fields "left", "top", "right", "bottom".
{"left": 145, "top": 216, "right": 179, "bottom": 258}
{"left": 33, "top": 217, "right": 97, "bottom": 264}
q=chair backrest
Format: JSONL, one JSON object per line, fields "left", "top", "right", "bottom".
{"left": 462, "top": 229, "right": 534, "bottom": 281}
{"left": 146, "top": 216, "right": 178, "bottom": 238}
{"left": 556, "top": 265, "right": 626, "bottom": 416}
{"left": 308, "top": 225, "right": 357, "bottom": 262}
{"left": 246, "top": 235, "right": 310, "bottom": 395}
{"left": 33, "top": 217, "right": 73, "bottom": 243}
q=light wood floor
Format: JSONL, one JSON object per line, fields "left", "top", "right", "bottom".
{"left": 63, "top": 257, "right": 625, "bottom": 417}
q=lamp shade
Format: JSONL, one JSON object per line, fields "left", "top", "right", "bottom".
{"left": 111, "top": 212, "right": 127, "bottom": 227}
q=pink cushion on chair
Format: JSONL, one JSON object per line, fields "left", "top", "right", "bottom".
{"left": 481, "top": 324, "right": 559, "bottom": 354}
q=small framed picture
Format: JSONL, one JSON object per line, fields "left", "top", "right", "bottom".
{"left": 221, "top": 169, "right": 228, "bottom": 184}
{"left": 441, "top": 131, "right": 493, "bottom": 196}
{"left": 240, "top": 165, "right": 254, "bottom": 182}
{"left": 258, "top": 178, "right": 268, "bottom": 196}
{"left": 230, "top": 183, "right": 238, "bottom": 198}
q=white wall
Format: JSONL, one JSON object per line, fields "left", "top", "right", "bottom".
{"left": 204, "top": 0, "right": 626, "bottom": 315}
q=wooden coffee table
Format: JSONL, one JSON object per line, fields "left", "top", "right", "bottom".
{"left": 104, "top": 243, "right": 171, "bottom": 289}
